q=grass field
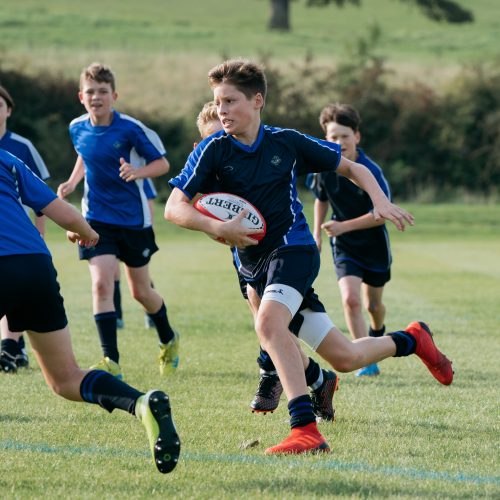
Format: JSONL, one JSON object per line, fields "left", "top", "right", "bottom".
{"left": 1, "top": 201, "right": 499, "bottom": 498}
{"left": 1, "top": 0, "right": 499, "bottom": 116}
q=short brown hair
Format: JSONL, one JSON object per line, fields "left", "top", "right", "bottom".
{"left": 79, "top": 62, "right": 116, "bottom": 91}
{"left": 0, "top": 85, "right": 14, "bottom": 110}
{"left": 196, "top": 101, "right": 219, "bottom": 137}
{"left": 319, "top": 103, "right": 361, "bottom": 134}
{"left": 208, "top": 59, "right": 267, "bottom": 101}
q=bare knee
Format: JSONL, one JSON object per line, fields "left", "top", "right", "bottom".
{"left": 129, "top": 284, "right": 150, "bottom": 304}
{"left": 92, "top": 278, "right": 112, "bottom": 299}
{"left": 343, "top": 293, "right": 362, "bottom": 314}
{"left": 366, "top": 300, "right": 384, "bottom": 317}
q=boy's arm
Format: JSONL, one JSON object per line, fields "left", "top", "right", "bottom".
{"left": 119, "top": 157, "right": 170, "bottom": 182}
{"left": 57, "top": 156, "right": 85, "bottom": 198}
{"left": 41, "top": 198, "right": 98, "bottom": 247}
{"left": 322, "top": 213, "right": 385, "bottom": 238}
{"left": 164, "top": 188, "right": 259, "bottom": 248}
{"left": 313, "top": 199, "right": 329, "bottom": 252}
{"left": 336, "top": 157, "right": 414, "bottom": 231}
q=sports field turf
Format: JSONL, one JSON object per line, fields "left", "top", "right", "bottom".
{"left": 1, "top": 201, "right": 498, "bottom": 498}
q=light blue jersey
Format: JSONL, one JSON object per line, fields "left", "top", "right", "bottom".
{"left": 0, "top": 149, "right": 55, "bottom": 257}
{"left": 70, "top": 110, "right": 165, "bottom": 228}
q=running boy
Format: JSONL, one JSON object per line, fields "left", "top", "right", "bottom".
{"left": 165, "top": 59, "right": 452, "bottom": 455}
{"left": 57, "top": 63, "right": 179, "bottom": 379}
{"left": 0, "top": 148, "right": 180, "bottom": 473}
{"left": 310, "top": 103, "right": 392, "bottom": 377}
{"left": 196, "top": 100, "right": 339, "bottom": 420}
{"left": 0, "top": 84, "right": 51, "bottom": 371}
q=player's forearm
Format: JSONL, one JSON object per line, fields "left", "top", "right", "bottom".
{"left": 67, "top": 156, "right": 85, "bottom": 185}
{"left": 341, "top": 213, "right": 385, "bottom": 233}
{"left": 337, "top": 159, "right": 388, "bottom": 206}
{"left": 138, "top": 158, "right": 170, "bottom": 179}
{"left": 313, "top": 200, "right": 329, "bottom": 238}
{"left": 41, "top": 198, "right": 93, "bottom": 236}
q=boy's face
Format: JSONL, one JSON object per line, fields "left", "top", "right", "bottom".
{"left": 0, "top": 96, "right": 12, "bottom": 128}
{"left": 79, "top": 79, "right": 117, "bottom": 125}
{"left": 213, "top": 83, "right": 263, "bottom": 138}
{"left": 325, "top": 121, "right": 360, "bottom": 161}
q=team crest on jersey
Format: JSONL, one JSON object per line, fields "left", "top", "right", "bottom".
{"left": 223, "top": 165, "right": 234, "bottom": 173}
{"left": 113, "top": 141, "right": 122, "bottom": 149}
{"left": 271, "top": 155, "right": 281, "bottom": 166}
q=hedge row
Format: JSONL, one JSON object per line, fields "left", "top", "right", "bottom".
{"left": 1, "top": 52, "right": 499, "bottom": 201}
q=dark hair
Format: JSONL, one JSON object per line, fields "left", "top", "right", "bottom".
{"left": 0, "top": 85, "right": 14, "bottom": 110}
{"left": 319, "top": 103, "right": 361, "bottom": 134}
{"left": 208, "top": 59, "right": 267, "bottom": 101}
{"left": 79, "top": 62, "right": 116, "bottom": 91}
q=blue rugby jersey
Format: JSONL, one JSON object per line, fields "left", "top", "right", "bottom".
{"left": 69, "top": 110, "right": 165, "bottom": 228}
{"left": 169, "top": 125, "right": 341, "bottom": 278}
{"left": 0, "top": 130, "right": 50, "bottom": 180}
{"left": 0, "top": 149, "right": 56, "bottom": 257}
{"left": 308, "top": 147, "right": 392, "bottom": 272}
{"left": 144, "top": 178, "right": 157, "bottom": 200}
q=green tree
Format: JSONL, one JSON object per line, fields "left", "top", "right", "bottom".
{"left": 268, "top": 0, "right": 473, "bottom": 31}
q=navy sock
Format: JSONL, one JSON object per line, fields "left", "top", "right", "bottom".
{"left": 304, "top": 358, "right": 321, "bottom": 388}
{"left": 94, "top": 312, "right": 119, "bottom": 363}
{"left": 113, "top": 281, "right": 122, "bottom": 321}
{"left": 387, "top": 331, "right": 416, "bottom": 357}
{"left": 147, "top": 302, "right": 174, "bottom": 344}
{"left": 80, "top": 370, "right": 143, "bottom": 414}
{"left": 1, "top": 338, "right": 19, "bottom": 357}
{"left": 288, "top": 394, "right": 316, "bottom": 429}
{"left": 257, "top": 347, "right": 276, "bottom": 372}
{"left": 18, "top": 335, "right": 26, "bottom": 350}
{"left": 369, "top": 325, "right": 386, "bottom": 337}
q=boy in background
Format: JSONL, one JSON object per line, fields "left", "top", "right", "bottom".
{"left": 57, "top": 63, "right": 179, "bottom": 379}
{"left": 309, "top": 103, "right": 392, "bottom": 377}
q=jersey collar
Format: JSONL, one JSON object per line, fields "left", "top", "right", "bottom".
{"left": 229, "top": 124, "right": 264, "bottom": 153}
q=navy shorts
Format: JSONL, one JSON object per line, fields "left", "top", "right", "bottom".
{"left": 79, "top": 221, "right": 159, "bottom": 268}
{"left": 335, "top": 259, "right": 391, "bottom": 288}
{"left": 250, "top": 245, "right": 325, "bottom": 310}
{"left": 0, "top": 254, "right": 68, "bottom": 333}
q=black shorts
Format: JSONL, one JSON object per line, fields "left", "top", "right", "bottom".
{"left": 79, "top": 221, "right": 159, "bottom": 267}
{"left": 0, "top": 254, "right": 68, "bottom": 333}
{"left": 335, "top": 259, "right": 391, "bottom": 287}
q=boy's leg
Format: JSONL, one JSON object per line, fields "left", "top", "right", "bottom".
{"left": 363, "top": 284, "right": 386, "bottom": 335}
{"left": 113, "top": 261, "right": 124, "bottom": 329}
{"left": 27, "top": 327, "right": 180, "bottom": 473}
{"left": 88, "top": 255, "right": 122, "bottom": 376}
{"left": 338, "top": 275, "right": 367, "bottom": 340}
{"left": 255, "top": 300, "right": 329, "bottom": 454}
{"left": 124, "top": 264, "right": 179, "bottom": 375}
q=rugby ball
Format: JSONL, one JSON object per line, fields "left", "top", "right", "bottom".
{"left": 194, "top": 192, "right": 266, "bottom": 243}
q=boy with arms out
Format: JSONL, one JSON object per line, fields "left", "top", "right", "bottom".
{"left": 195, "top": 101, "right": 339, "bottom": 420}
{"left": 0, "top": 148, "right": 180, "bottom": 473}
{"left": 0, "top": 85, "right": 51, "bottom": 371}
{"left": 165, "top": 60, "right": 452, "bottom": 454}
{"left": 57, "top": 63, "right": 179, "bottom": 379}
{"left": 310, "top": 103, "right": 392, "bottom": 377}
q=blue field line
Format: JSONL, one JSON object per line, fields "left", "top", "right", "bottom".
{"left": 1, "top": 439, "right": 499, "bottom": 486}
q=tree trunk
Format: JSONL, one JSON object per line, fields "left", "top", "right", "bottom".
{"left": 268, "top": 0, "right": 290, "bottom": 31}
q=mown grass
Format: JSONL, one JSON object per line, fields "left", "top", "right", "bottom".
{"left": 1, "top": 0, "right": 499, "bottom": 117}
{"left": 1, "top": 202, "right": 499, "bottom": 498}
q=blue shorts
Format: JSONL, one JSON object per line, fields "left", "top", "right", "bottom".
{"left": 335, "top": 259, "right": 391, "bottom": 288}
{"left": 0, "top": 254, "right": 68, "bottom": 333}
{"left": 79, "top": 221, "right": 159, "bottom": 268}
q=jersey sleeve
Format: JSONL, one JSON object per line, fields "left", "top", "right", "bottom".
{"left": 290, "top": 131, "right": 342, "bottom": 175}
{"left": 13, "top": 155, "right": 57, "bottom": 213}
{"left": 22, "top": 141, "right": 50, "bottom": 180}
{"left": 130, "top": 124, "right": 166, "bottom": 164}
{"left": 306, "top": 172, "right": 329, "bottom": 202}
{"left": 168, "top": 137, "right": 218, "bottom": 199}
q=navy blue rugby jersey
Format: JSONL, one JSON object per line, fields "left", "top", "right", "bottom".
{"left": 309, "top": 148, "right": 392, "bottom": 272}
{"left": 70, "top": 110, "right": 165, "bottom": 228}
{"left": 0, "top": 130, "right": 50, "bottom": 180}
{"left": 0, "top": 149, "right": 55, "bottom": 257}
{"left": 169, "top": 125, "right": 341, "bottom": 278}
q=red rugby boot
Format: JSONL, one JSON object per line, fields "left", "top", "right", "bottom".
{"left": 405, "top": 321, "right": 454, "bottom": 385}
{"left": 265, "top": 422, "right": 330, "bottom": 455}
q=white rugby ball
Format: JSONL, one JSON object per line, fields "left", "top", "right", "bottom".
{"left": 194, "top": 192, "right": 266, "bottom": 243}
